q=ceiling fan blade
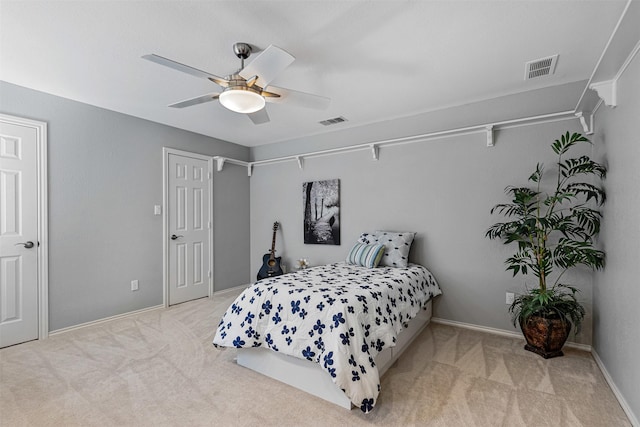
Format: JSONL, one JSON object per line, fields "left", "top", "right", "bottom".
{"left": 239, "top": 45, "right": 294, "bottom": 88}
{"left": 142, "top": 54, "right": 229, "bottom": 87}
{"left": 265, "top": 86, "right": 330, "bottom": 110}
{"left": 208, "top": 76, "right": 229, "bottom": 88}
{"left": 245, "top": 75, "right": 259, "bottom": 88}
{"left": 168, "top": 93, "right": 220, "bottom": 108}
{"left": 260, "top": 90, "right": 281, "bottom": 98}
{"left": 247, "top": 108, "right": 270, "bottom": 125}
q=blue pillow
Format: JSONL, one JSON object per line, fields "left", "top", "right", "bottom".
{"left": 346, "top": 243, "right": 386, "bottom": 268}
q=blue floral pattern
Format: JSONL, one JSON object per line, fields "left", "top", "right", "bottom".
{"left": 213, "top": 262, "right": 441, "bottom": 413}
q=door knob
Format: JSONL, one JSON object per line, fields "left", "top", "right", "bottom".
{"left": 15, "top": 241, "right": 35, "bottom": 249}
{"left": 170, "top": 234, "right": 183, "bottom": 240}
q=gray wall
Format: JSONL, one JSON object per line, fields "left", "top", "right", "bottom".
{"left": 591, "top": 53, "right": 640, "bottom": 421}
{"left": 249, "top": 115, "right": 594, "bottom": 345}
{"left": 0, "top": 81, "right": 251, "bottom": 331}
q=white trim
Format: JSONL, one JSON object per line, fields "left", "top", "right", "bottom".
{"left": 162, "top": 147, "right": 215, "bottom": 307}
{"left": 591, "top": 350, "right": 639, "bottom": 427}
{"left": 432, "top": 317, "right": 523, "bottom": 339}
{"left": 212, "top": 283, "right": 248, "bottom": 298}
{"left": 0, "top": 114, "right": 49, "bottom": 340}
{"left": 49, "top": 305, "right": 164, "bottom": 336}
{"left": 430, "top": 317, "right": 592, "bottom": 352}
{"left": 614, "top": 37, "right": 640, "bottom": 83}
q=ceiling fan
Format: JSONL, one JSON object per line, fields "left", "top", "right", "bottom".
{"left": 142, "top": 43, "right": 330, "bottom": 125}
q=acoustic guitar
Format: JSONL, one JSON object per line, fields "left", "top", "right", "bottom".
{"left": 257, "top": 221, "right": 284, "bottom": 280}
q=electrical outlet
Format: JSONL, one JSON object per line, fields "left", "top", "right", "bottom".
{"left": 131, "top": 280, "right": 139, "bottom": 291}
{"left": 506, "top": 292, "right": 515, "bottom": 305}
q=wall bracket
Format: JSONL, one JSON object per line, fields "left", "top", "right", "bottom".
{"left": 213, "top": 155, "right": 250, "bottom": 173}
{"left": 215, "top": 157, "right": 226, "bottom": 172}
{"left": 574, "top": 111, "right": 594, "bottom": 135}
{"left": 486, "top": 125, "right": 494, "bottom": 147}
{"left": 589, "top": 79, "right": 617, "bottom": 108}
{"left": 370, "top": 144, "right": 379, "bottom": 160}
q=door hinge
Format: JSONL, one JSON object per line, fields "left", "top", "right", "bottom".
{"left": 208, "top": 172, "right": 212, "bottom": 179}
{"left": 208, "top": 221, "right": 211, "bottom": 229}
{"left": 208, "top": 271, "right": 212, "bottom": 278}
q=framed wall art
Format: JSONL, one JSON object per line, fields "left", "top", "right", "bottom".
{"left": 303, "top": 179, "right": 340, "bottom": 245}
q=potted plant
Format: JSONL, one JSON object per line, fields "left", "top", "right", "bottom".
{"left": 486, "top": 132, "right": 606, "bottom": 358}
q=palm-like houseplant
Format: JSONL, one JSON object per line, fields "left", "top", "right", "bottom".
{"left": 486, "top": 132, "right": 606, "bottom": 358}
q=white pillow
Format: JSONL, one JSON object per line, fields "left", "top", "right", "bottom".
{"left": 358, "top": 231, "right": 416, "bottom": 267}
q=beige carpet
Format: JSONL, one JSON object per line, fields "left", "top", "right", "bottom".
{"left": 0, "top": 290, "right": 631, "bottom": 427}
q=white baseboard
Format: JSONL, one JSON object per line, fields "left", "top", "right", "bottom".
{"left": 48, "top": 285, "right": 246, "bottom": 337}
{"left": 592, "top": 350, "right": 639, "bottom": 427}
{"left": 213, "top": 283, "right": 248, "bottom": 297}
{"left": 49, "top": 304, "right": 165, "bottom": 336}
{"left": 430, "top": 317, "right": 592, "bottom": 352}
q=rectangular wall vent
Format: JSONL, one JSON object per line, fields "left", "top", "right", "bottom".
{"left": 524, "top": 54, "right": 558, "bottom": 80}
{"left": 319, "top": 116, "right": 347, "bottom": 126}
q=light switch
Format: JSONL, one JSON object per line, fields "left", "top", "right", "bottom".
{"left": 154, "top": 205, "right": 162, "bottom": 215}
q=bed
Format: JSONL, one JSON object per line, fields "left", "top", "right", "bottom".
{"left": 213, "top": 259, "right": 441, "bottom": 413}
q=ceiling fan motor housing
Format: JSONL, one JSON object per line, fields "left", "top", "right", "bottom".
{"left": 224, "top": 74, "right": 258, "bottom": 90}
{"left": 233, "top": 42, "right": 252, "bottom": 60}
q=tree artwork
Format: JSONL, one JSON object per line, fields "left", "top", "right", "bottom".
{"left": 303, "top": 179, "right": 340, "bottom": 245}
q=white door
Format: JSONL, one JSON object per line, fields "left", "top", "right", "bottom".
{"left": 167, "top": 152, "right": 211, "bottom": 305}
{"left": 0, "top": 121, "right": 39, "bottom": 347}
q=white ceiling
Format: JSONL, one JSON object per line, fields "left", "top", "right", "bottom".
{"left": 0, "top": 1, "right": 629, "bottom": 147}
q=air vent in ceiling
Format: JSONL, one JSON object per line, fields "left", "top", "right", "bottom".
{"left": 524, "top": 54, "right": 559, "bottom": 80}
{"left": 319, "top": 116, "right": 347, "bottom": 126}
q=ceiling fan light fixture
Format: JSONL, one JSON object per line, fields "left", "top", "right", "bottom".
{"left": 219, "top": 87, "right": 265, "bottom": 114}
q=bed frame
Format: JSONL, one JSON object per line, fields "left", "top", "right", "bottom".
{"left": 236, "top": 300, "right": 433, "bottom": 409}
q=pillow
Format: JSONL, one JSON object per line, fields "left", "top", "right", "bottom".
{"left": 358, "top": 231, "right": 416, "bottom": 267}
{"left": 346, "top": 243, "right": 386, "bottom": 268}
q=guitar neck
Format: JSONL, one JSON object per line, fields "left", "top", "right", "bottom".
{"left": 269, "top": 229, "right": 277, "bottom": 259}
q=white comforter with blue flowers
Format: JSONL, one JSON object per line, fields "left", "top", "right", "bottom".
{"left": 213, "top": 262, "right": 441, "bottom": 412}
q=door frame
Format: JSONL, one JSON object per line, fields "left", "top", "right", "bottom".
{"left": 0, "top": 113, "right": 49, "bottom": 340}
{"left": 162, "top": 147, "right": 214, "bottom": 307}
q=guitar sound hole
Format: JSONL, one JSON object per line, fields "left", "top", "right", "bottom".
{"left": 268, "top": 260, "right": 276, "bottom": 267}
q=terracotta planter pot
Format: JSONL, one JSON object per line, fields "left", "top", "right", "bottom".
{"left": 520, "top": 315, "right": 571, "bottom": 358}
